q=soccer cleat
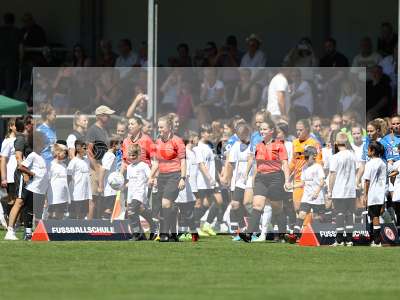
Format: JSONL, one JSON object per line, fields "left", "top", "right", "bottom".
{"left": 370, "top": 241, "right": 382, "bottom": 247}
{"left": 197, "top": 228, "right": 209, "bottom": 237}
{"left": 154, "top": 234, "right": 160, "bottom": 242}
{"left": 232, "top": 235, "right": 241, "bottom": 242}
{"left": 179, "top": 233, "right": 190, "bottom": 242}
{"left": 239, "top": 233, "right": 252, "bottom": 243}
{"left": 201, "top": 223, "right": 217, "bottom": 236}
{"left": 149, "top": 232, "right": 158, "bottom": 241}
{"left": 346, "top": 241, "right": 353, "bottom": 247}
{"left": 4, "top": 230, "right": 18, "bottom": 241}
{"left": 252, "top": 233, "right": 266, "bottom": 243}
{"left": 331, "top": 241, "right": 345, "bottom": 247}
{"left": 24, "top": 233, "right": 32, "bottom": 241}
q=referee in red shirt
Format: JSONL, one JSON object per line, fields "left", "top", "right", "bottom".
{"left": 150, "top": 115, "right": 186, "bottom": 242}
{"left": 240, "top": 120, "right": 290, "bottom": 242}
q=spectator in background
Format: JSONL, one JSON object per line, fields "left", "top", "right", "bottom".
{"left": 240, "top": 34, "right": 266, "bottom": 67}
{"left": 202, "top": 41, "right": 218, "bottom": 67}
{"left": 97, "top": 39, "right": 117, "bottom": 67}
{"left": 289, "top": 68, "right": 313, "bottom": 124}
{"left": 283, "top": 37, "right": 318, "bottom": 68}
{"left": 66, "top": 111, "right": 88, "bottom": 159}
{"left": 176, "top": 81, "right": 194, "bottom": 130}
{"left": 115, "top": 39, "right": 138, "bottom": 78}
{"left": 126, "top": 90, "right": 148, "bottom": 120}
{"left": 339, "top": 81, "right": 363, "bottom": 113}
{"left": 136, "top": 41, "right": 147, "bottom": 67}
{"left": 319, "top": 38, "right": 349, "bottom": 67}
{"left": 176, "top": 43, "right": 192, "bottom": 67}
{"left": 116, "top": 118, "right": 128, "bottom": 140}
{"left": 318, "top": 38, "right": 349, "bottom": 117}
{"left": 21, "top": 13, "right": 46, "bottom": 48}
{"left": 366, "top": 65, "right": 392, "bottom": 120}
{"left": 266, "top": 69, "right": 290, "bottom": 123}
{"left": 216, "top": 35, "right": 242, "bottom": 103}
{"left": 160, "top": 68, "right": 182, "bottom": 112}
{"left": 52, "top": 67, "right": 73, "bottom": 114}
{"left": 195, "top": 67, "right": 225, "bottom": 124}
{"left": 379, "top": 43, "right": 397, "bottom": 96}
{"left": 229, "top": 67, "right": 261, "bottom": 121}
{"left": 377, "top": 22, "right": 397, "bottom": 58}
{"left": 351, "top": 37, "right": 382, "bottom": 82}
{"left": 0, "top": 13, "right": 22, "bottom": 97}
{"left": 72, "top": 43, "right": 92, "bottom": 67}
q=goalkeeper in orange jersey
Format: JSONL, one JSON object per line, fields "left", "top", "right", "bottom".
{"left": 289, "top": 119, "right": 322, "bottom": 214}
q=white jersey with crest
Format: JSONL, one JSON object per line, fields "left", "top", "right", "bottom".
{"left": 228, "top": 141, "right": 253, "bottom": 191}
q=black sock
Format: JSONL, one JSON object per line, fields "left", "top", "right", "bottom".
{"left": 194, "top": 207, "right": 204, "bottom": 229}
{"left": 248, "top": 209, "right": 262, "bottom": 233}
{"left": 168, "top": 205, "right": 178, "bottom": 234}
{"left": 206, "top": 202, "right": 218, "bottom": 224}
{"left": 141, "top": 208, "right": 155, "bottom": 230}
{"left": 160, "top": 207, "right": 171, "bottom": 234}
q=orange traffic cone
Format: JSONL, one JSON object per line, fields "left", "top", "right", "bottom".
{"left": 299, "top": 224, "right": 320, "bottom": 247}
{"left": 32, "top": 220, "right": 50, "bottom": 242}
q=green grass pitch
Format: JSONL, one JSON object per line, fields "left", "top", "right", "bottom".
{"left": 1, "top": 232, "right": 400, "bottom": 300}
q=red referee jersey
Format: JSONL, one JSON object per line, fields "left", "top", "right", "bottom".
{"left": 121, "top": 133, "right": 154, "bottom": 166}
{"left": 255, "top": 139, "right": 288, "bottom": 174}
{"left": 154, "top": 135, "right": 186, "bottom": 173}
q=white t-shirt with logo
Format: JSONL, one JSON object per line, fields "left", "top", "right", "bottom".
{"left": 67, "top": 156, "right": 92, "bottom": 201}
{"left": 48, "top": 160, "right": 70, "bottom": 205}
{"left": 101, "top": 151, "right": 118, "bottom": 197}
{"left": 21, "top": 152, "right": 48, "bottom": 195}
{"left": 228, "top": 141, "right": 253, "bottom": 190}
{"left": 329, "top": 150, "right": 357, "bottom": 199}
{"left": 194, "top": 142, "right": 216, "bottom": 190}
{"left": 126, "top": 161, "right": 150, "bottom": 204}
{"left": 351, "top": 143, "right": 363, "bottom": 170}
{"left": 176, "top": 148, "right": 197, "bottom": 203}
{"left": 363, "top": 157, "right": 387, "bottom": 206}
{"left": 0, "top": 137, "right": 17, "bottom": 183}
{"left": 267, "top": 73, "right": 289, "bottom": 116}
{"left": 301, "top": 163, "right": 325, "bottom": 205}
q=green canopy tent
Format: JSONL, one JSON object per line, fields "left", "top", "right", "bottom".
{"left": 0, "top": 95, "right": 27, "bottom": 115}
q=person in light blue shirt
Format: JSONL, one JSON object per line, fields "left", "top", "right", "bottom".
{"left": 380, "top": 115, "right": 400, "bottom": 163}
{"left": 36, "top": 104, "right": 57, "bottom": 166}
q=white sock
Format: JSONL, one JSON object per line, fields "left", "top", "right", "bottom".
{"left": 7, "top": 226, "right": 14, "bottom": 232}
{"left": 25, "top": 228, "right": 32, "bottom": 234}
{"left": 261, "top": 205, "right": 272, "bottom": 235}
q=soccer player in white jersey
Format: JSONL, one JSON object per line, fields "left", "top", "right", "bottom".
{"left": 126, "top": 144, "right": 156, "bottom": 241}
{"left": 193, "top": 124, "right": 220, "bottom": 236}
{"left": 67, "top": 140, "right": 92, "bottom": 219}
{"left": 5, "top": 132, "right": 48, "bottom": 240}
{"left": 222, "top": 123, "right": 253, "bottom": 238}
{"left": 363, "top": 141, "right": 387, "bottom": 247}
{"left": 98, "top": 137, "right": 120, "bottom": 219}
{"left": 176, "top": 132, "right": 199, "bottom": 242}
{"left": 328, "top": 132, "right": 357, "bottom": 246}
{"left": 288, "top": 146, "right": 325, "bottom": 242}
{"left": 48, "top": 143, "right": 70, "bottom": 219}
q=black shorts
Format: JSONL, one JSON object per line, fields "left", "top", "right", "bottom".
{"left": 14, "top": 171, "right": 26, "bottom": 199}
{"left": 333, "top": 198, "right": 355, "bottom": 213}
{"left": 299, "top": 202, "right": 325, "bottom": 214}
{"left": 6, "top": 183, "right": 15, "bottom": 196}
{"left": 158, "top": 172, "right": 181, "bottom": 202}
{"left": 254, "top": 171, "right": 286, "bottom": 201}
{"left": 368, "top": 204, "right": 383, "bottom": 218}
{"left": 231, "top": 187, "right": 245, "bottom": 203}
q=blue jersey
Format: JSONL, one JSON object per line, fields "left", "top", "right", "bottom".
{"left": 361, "top": 137, "right": 387, "bottom": 162}
{"left": 250, "top": 131, "right": 263, "bottom": 152}
{"left": 37, "top": 123, "right": 57, "bottom": 165}
{"left": 380, "top": 134, "right": 400, "bottom": 162}
{"left": 224, "top": 134, "right": 239, "bottom": 154}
